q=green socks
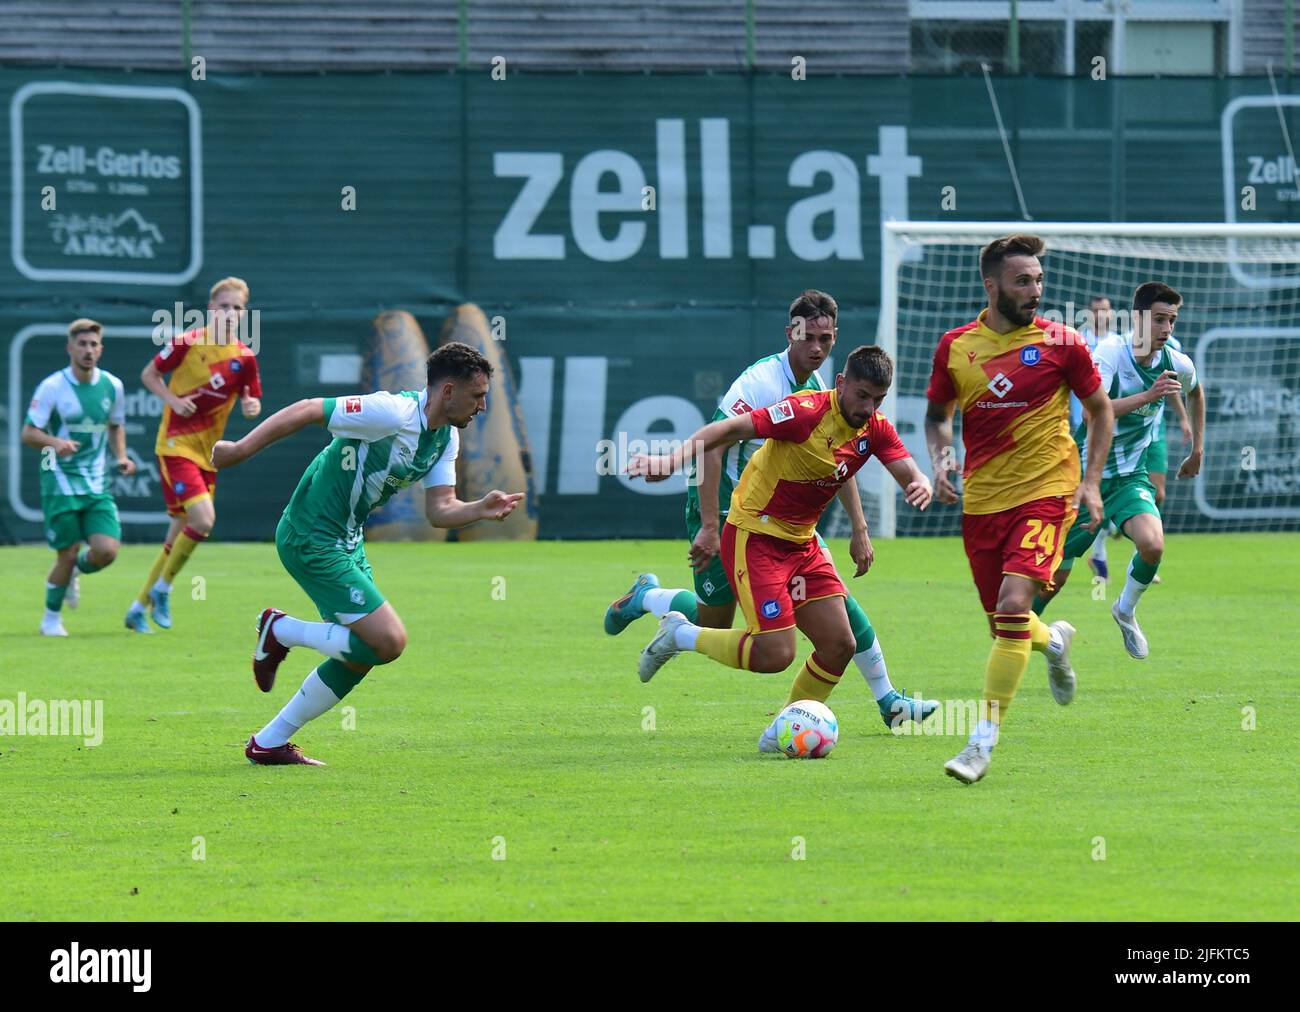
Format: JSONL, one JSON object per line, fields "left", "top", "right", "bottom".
{"left": 670, "top": 590, "right": 699, "bottom": 623}
{"left": 45, "top": 582, "right": 68, "bottom": 611}
{"left": 316, "top": 658, "right": 367, "bottom": 699}
{"left": 75, "top": 549, "right": 102, "bottom": 574}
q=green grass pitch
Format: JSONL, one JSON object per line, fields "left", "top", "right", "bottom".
{"left": 1, "top": 533, "right": 1296, "bottom": 921}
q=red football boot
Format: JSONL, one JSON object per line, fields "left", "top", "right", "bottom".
{"left": 245, "top": 735, "right": 325, "bottom": 766}
{"left": 252, "top": 607, "right": 289, "bottom": 692}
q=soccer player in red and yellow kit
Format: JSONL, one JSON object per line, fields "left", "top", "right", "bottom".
{"left": 124, "top": 277, "right": 262, "bottom": 633}
{"left": 628, "top": 346, "right": 933, "bottom": 748}
{"left": 924, "top": 234, "right": 1113, "bottom": 784}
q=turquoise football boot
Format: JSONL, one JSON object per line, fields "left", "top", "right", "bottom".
{"left": 604, "top": 573, "right": 659, "bottom": 636}
{"left": 879, "top": 689, "right": 938, "bottom": 729}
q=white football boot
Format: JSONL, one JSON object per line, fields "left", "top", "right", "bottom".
{"left": 1111, "top": 601, "right": 1149, "bottom": 659}
{"left": 40, "top": 612, "right": 69, "bottom": 637}
{"left": 1045, "top": 620, "right": 1077, "bottom": 705}
{"left": 944, "top": 743, "right": 992, "bottom": 784}
{"left": 638, "top": 611, "right": 689, "bottom": 683}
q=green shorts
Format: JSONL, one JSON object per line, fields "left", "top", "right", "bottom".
{"left": 1147, "top": 435, "right": 1168, "bottom": 476}
{"left": 42, "top": 493, "right": 121, "bottom": 550}
{"left": 275, "top": 515, "right": 386, "bottom": 623}
{"left": 1059, "top": 472, "right": 1160, "bottom": 569}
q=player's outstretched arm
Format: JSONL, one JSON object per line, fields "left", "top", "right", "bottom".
{"left": 1075, "top": 386, "right": 1114, "bottom": 529}
{"left": 211, "top": 398, "right": 325, "bottom": 469}
{"left": 627, "top": 413, "right": 757, "bottom": 482}
{"left": 424, "top": 485, "right": 525, "bottom": 528}
{"left": 885, "top": 456, "right": 933, "bottom": 512}
{"left": 1176, "top": 383, "right": 1206, "bottom": 479}
{"left": 924, "top": 399, "right": 960, "bottom": 503}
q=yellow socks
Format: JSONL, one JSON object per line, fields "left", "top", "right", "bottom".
{"left": 694, "top": 628, "right": 755, "bottom": 670}
{"left": 982, "top": 612, "right": 1034, "bottom": 720}
{"left": 160, "top": 526, "right": 207, "bottom": 587}
{"left": 1028, "top": 611, "right": 1052, "bottom": 653}
{"left": 785, "top": 652, "right": 844, "bottom": 705}
{"left": 135, "top": 542, "right": 172, "bottom": 605}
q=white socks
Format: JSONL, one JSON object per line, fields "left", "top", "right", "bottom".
{"left": 970, "top": 718, "right": 999, "bottom": 750}
{"left": 644, "top": 588, "right": 688, "bottom": 618}
{"left": 854, "top": 639, "right": 894, "bottom": 702}
{"left": 672, "top": 622, "right": 701, "bottom": 651}
{"left": 272, "top": 615, "right": 352, "bottom": 660}
{"left": 256, "top": 669, "right": 341, "bottom": 748}
{"left": 1118, "top": 564, "right": 1150, "bottom": 615}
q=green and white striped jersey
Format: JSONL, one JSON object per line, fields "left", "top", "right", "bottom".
{"left": 24, "top": 367, "right": 126, "bottom": 498}
{"left": 1081, "top": 334, "right": 1198, "bottom": 479}
{"left": 282, "top": 390, "right": 457, "bottom": 550}
{"left": 685, "top": 349, "right": 826, "bottom": 526}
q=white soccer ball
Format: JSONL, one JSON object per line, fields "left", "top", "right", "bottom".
{"left": 775, "top": 699, "right": 839, "bottom": 759}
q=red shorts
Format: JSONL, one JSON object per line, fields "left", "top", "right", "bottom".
{"left": 961, "top": 495, "right": 1076, "bottom": 614}
{"left": 158, "top": 455, "right": 217, "bottom": 516}
{"left": 721, "top": 523, "right": 846, "bottom": 633}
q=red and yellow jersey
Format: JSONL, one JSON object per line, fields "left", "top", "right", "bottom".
{"left": 152, "top": 327, "right": 262, "bottom": 468}
{"left": 926, "top": 310, "right": 1100, "bottom": 516}
{"left": 727, "top": 389, "right": 910, "bottom": 543}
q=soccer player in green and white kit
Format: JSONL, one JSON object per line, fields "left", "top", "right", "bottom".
{"left": 605, "top": 290, "right": 935, "bottom": 727}
{"left": 1033, "top": 282, "right": 1205, "bottom": 658}
{"left": 21, "top": 319, "right": 136, "bottom": 636}
{"left": 211, "top": 342, "right": 525, "bottom": 766}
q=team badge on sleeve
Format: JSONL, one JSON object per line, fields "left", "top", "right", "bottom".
{"left": 856, "top": 436, "right": 870, "bottom": 455}
{"left": 1020, "top": 346, "right": 1041, "bottom": 366}
{"left": 344, "top": 397, "right": 363, "bottom": 414}
{"left": 767, "top": 401, "right": 794, "bottom": 424}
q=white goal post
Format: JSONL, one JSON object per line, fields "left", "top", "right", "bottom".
{"left": 845, "top": 220, "right": 1300, "bottom": 539}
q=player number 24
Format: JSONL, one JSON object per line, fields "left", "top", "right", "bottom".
{"left": 1019, "top": 519, "right": 1058, "bottom": 554}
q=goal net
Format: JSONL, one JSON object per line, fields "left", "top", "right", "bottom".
{"left": 826, "top": 222, "right": 1300, "bottom": 539}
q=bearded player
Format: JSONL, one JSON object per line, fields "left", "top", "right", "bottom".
{"left": 125, "top": 277, "right": 262, "bottom": 633}
{"left": 627, "top": 345, "right": 933, "bottom": 750}
{"left": 605, "top": 290, "right": 934, "bottom": 727}
{"left": 1033, "top": 282, "right": 1204, "bottom": 658}
{"left": 211, "top": 342, "right": 524, "bottom": 766}
{"left": 925, "top": 233, "right": 1113, "bottom": 785}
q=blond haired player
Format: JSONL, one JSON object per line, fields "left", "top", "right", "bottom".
{"left": 125, "top": 277, "right": 262, "bottom": 633}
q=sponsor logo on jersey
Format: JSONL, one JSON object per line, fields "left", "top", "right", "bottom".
{"left": 987, "top": 372, "right": 1014, "bottom": 398}
{"left": 1020, "top": 346, "right": 1041, "bottom": 366}
{"left": 761, "top": 599, "right": 781, "bottom": 619}
{"left": 730, "top": 398, "right": 752, "bottom": 415}
{"left": 344, "top": 396, "right": 363, "bottom": 414}
{"left": 767, "top": 401, "right": 794, "bottom": 424}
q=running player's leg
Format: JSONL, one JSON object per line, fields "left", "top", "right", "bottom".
{"left": 637, "top": 525, "right": 796, "bottom": 681}
{"left": 946, "top": 501, "right": 1075, "bottom": 784}
{"left": 129, "top": 512, "right": 183, "bottom": 628}
{"left": 1112, "top": 511, "right": 1163, "bottom": 659}
{"left": 77, "top": 495, "right": 122, "bottom": 574}
{"left": 1033, "top": 508, "right": 1096, "bottom": 615}
{"left": 152, "top": 490, "right": 214, "bottom": 619}
{"left": 42, "top": 534, "right": 80, "bottom": 636}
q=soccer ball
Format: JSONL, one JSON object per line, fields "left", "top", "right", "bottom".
{"left": 775, "top": 700, "right": 839, "bottom": 759}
